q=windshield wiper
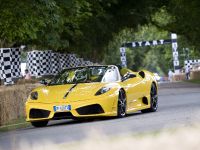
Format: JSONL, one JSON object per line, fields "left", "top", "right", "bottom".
{"left": 63, "top": 83, "right": 78, "bottom": 99}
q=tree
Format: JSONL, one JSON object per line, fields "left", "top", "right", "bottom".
{"left": 0, "top": 0, "right": 62, "bottom": 48}
{"left": 152, "top": 2, "right": 200, "bottom": 52}
{"left": 103, "top": 24, "right": 173, "bottom": 75}
{"left": 1, "top": 0, "right": 200, "bottom": 63}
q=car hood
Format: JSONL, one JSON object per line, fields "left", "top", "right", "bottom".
{"left": 31, "top": 82, "right": 110, "bottom": 103}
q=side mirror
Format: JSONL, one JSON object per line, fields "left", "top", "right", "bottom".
{"left": 39, "top": 79, "right": 48, "bottom": 85}
{"left": 122, "top": 72, "right": 136, "bottom": 82}
{"left": 138, "top": 71, "right": 145, "bottom": 78}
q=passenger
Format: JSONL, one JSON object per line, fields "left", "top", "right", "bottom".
{"left": 185, "top": 66, "right": 190, "bottom": 80}
{"left": 168, "top": 69, "right": 173, "bottom": 82}
{"left": 24, "top": 69, "right": 31, "bottom": 80}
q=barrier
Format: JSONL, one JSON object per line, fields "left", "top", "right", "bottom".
{"left": 0, "top": 49, "right": 95, "bottom": 85}
{"left": 191, "top": 71, "right": 200, "bottom": 80}
{"left": 0, "top": 48, "right": 21, "bottom": 85}
{"left": 27, "top": 50, "right": 94, "bottom": 77}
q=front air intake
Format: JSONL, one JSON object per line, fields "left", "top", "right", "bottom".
{"left": 29, "top": 109, "right": 50, "bottom": 119}
{"left": 76, "top": 104, "right": 104, "bottom": 115}
{"left": 142, "top": 97, "right": 148, "bottom": 105}
{"left": 53, "top": 112, "right": 74, "bottom": 120}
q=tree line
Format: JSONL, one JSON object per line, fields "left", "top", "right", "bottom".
{"left": 0, "top": 0, "right": 200, "bottom": 65}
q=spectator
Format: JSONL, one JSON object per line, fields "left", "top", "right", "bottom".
{"left": 24, "top": 69, "right": 31, "bottom": 80}
{"left": 168, "top": 69, "right": 173, "bottom": 82}
{"left": 185, "top": 66, "right": 190, "bottom": 80}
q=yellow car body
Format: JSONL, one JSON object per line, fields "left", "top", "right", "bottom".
{"left": 25, "top": 65, "right": 158, "bottom": 127}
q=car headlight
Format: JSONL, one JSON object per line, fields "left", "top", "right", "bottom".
{"left": 95, "top": 87, "right": 110, "bottom": 96}
{"left": 30, "top": 91, "right": 38, "bottom": 100}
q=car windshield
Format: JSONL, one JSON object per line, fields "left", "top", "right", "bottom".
{"left": 49, "top": 66, "right": 108, "bottom": 85}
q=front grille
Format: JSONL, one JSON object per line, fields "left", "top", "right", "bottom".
{"left": 53, "top": 112, "right": 73, "bottom": 120}
{"left": 29, "top": 109, "right": 50, "bottom": 119}
{"left": 76, "top": 104, "right": 104, "bottom": 115}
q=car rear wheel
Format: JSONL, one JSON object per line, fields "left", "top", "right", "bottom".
{"left": 117, "top": 90, "right": 126, "bottom": 117}
{"left": 141, "top": 83, "right": 158, "bottom": 113}
{"left": 31, "top": 120, "right": 48, "bottom": 127}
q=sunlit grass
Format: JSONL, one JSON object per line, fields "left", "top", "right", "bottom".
{"left": 0, "top": 117, "right": 30, "bottom": 132}
{"left": 187, "top": 79, "right": 200, "bottom": 84}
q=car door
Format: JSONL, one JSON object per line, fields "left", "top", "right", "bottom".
{"left": 122, "top": 72, "right": 146, "bottom": 111}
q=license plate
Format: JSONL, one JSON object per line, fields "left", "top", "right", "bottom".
{"left": 53, "top": 105, "right": 71, "bottom": 112}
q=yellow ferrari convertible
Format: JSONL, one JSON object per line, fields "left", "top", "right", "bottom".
{"left": 25, "top": 65, "right": 158, "bottom": 127}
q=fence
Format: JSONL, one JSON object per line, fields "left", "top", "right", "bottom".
{"left": 0, "top": 48, "right": 95, "bottom": 85}
{"left": 0, "top": 48, "right": 21, "bottom": 85}
{"left": 27, "top": 50, "right": 94, "bottom": 77}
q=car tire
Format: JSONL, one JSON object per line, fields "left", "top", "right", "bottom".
{"left": 117, "top": 90, "right": 126, "bottom": 117}
{"left": 141, "top": 83, "right": 158, "bottom": 113}
{"left": 31, "top": 120, "right": 48, "bottom": 127}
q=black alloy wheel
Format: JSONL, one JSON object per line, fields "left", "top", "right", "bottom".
{"left": 117, "top": 90, "right": 126, "bottom": 117}
{"left": 150, "top": 83, "right": 158, "bottom": 112}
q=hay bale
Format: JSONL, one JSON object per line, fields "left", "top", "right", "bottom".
{"left": 173, "top": 73, "right": 185, "bottom": 81}
{"left": 0, "top": 84, "right": 39, "bottom": 125}
{"left": 191, "top": 71, "right": 200, "bottom": 80}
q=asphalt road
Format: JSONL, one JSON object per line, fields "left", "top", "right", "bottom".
{"left": 0, "top": 82, "right": 200, "bottom": 150}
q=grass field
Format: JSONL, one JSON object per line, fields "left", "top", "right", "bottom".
{"left": 0, "top": 117, "right": 30, "bottom": 132}
{"left": 187, "top": 79, "right": 200, "bottom": 84}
